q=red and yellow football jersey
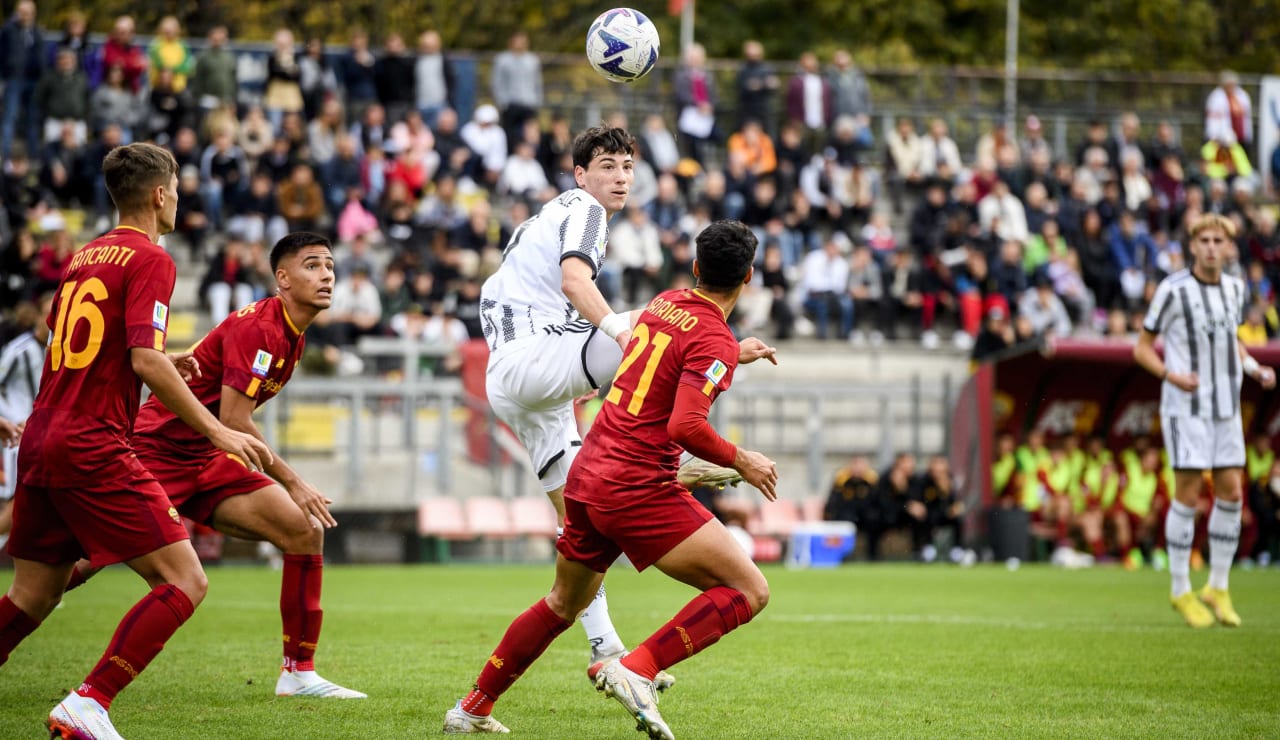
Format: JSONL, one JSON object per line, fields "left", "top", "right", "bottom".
{"left": 134, "top": 295, "right": 305, "bottom": 452}
{"left": 572, "top": 288, "right": 739, "bottom": 498}
{"left": 19, "top": 225, "right": 176, "bottom": 488}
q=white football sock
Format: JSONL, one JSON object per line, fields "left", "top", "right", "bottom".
{"left": 1164, "top": 500, "right": 1196, "bottom": 598}
{"left": 580, "top": 584, "right": 626, "bottom": 659}
{"left": 1207, "top": 498, "right": 1242, "bottom": 591}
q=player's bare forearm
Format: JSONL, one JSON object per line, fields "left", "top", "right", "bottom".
{"left": 561, "top": 257, "right": 613, "bottom": 327}
{"left": 1238, "top": 343, "right": 1277, "bottom": 388}
{"left": 133, "top": 347, "right": 221, "bottom": 438}
{"left": 1133, "top": 330, "right": 1164, "bottom": 378}
{"left": 218, "top": 385, "right": 297, "bottom": 486}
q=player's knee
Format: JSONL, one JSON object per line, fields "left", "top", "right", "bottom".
{"left": 741, "top": 579, "right": 770, "bottom": 617}
{"left": 275, "top": 520, "right": 323, "bottom": 554}
{"left": 9, "top": 584, "right": 62, "bottom": 621}
{"left": 172, "top": 570, "right": 209, "bottom": 607}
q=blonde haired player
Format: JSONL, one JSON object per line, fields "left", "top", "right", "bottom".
{"left": 1135, "top": 213, "right": 1276, "bottom": 627}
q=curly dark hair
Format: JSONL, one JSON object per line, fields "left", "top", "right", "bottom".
{"left": 695, "top": 220, "right": 757, "bottom": 291}
{"left": 571, "top": 125, "right": 636, "bottom": 169}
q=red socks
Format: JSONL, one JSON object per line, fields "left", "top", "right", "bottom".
{"left": 0, "top": 595, "right": 41, "bottom": 667}
{"left": 78, "top": 584, "right": 195, "bottom": 710}
{"left": 622, "top": 586, "right": 753, "bottom": 681}
{"left": 465, "top": 598, "right": 571, "bottom": 715}
{"left": 281, "top": 554, "right": 324, "bottom": 672}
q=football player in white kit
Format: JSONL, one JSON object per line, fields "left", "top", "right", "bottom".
{"left": 481, "top": 125, "right": 776, "bottom": 680}
{"left": 0, "top": 294, "right": 51, "bottom": 547}
{"left": 1135, "top": 213, "right": 1276, "bottom": 628}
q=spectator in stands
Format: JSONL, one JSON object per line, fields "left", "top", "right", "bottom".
{"left": 757, "top": 241, "right": 794, "bottom": 340}
{"left": 413, "top": 31, "right": 453, "bottom": 128}
{"left": 867, "top": 453, "right": 917, "bottom": 561}
{"left": 491, "top": 30, "right": 542, "bottom": 148}
{"left": 29, "top": 211, "right": 71, "bottom": 295}
{"left": 736, "top": 40, "right": 779, "bottom": 133}
{"left": 975, "top": 120, "right": 1018, "bottom": 171}
{"left": 298, "top": 36, "right": 338, "bottom": 121}
{"left": 823, "top": 454, "right": 877, "bottom": 558}
{"left": 971, "top": 301, "right": 1015, "bottom": 361}
{"left": 2, "top": 148, "right": 39, "bottom": 233}
{"left": 99, "top": 15, "right": 146, "bottom": 94}
{"left": 1109, "top": 209, "right": 1159, "bottom": 309}
{"left": 978, "top": 177, "right": 1029, "bottom": 244}
{"left": 375, "top": 32, "right": 416, "bottom": 125}
{"left": 1205, "top": 70, "right": 1252, "bottom": 161}
{"left": 846, "top": 244, "right": 882, "bottom": 345}
{"left": 147, "top": 16, "right": 192, "bottom": 94}
{"left": 227, "top": 170, "right": 286, "bottom": 248}
{"left": 340, "top": 29, "right": 379, "bottom": 123}
{"left": 39, "top": 121, "right": 86, "bottom": 208}
{"left": 828, "top": 49, "right": 872, "bottom": 149}
{"left": 610, "top": 207, "right": 664, "bottom": 308}
{"left": 173, "top": 165, "right": 209, "bottom": 261}
{"left": 83, "top": 124, "right": 123, "bottom": 230}
{"left": 785, "top": 51, "right": 833, "bottom": 156}
{"left": 306, "top": 97, "right": 344, "bottom": 168}
{"left": 54, "top": 10, "right": 89, "bottom": 73}
{"left": 34, "top": 48, "right": 87, "bottom": 149}
{"left": 885, "top": 117, "right": 923, "bottom": 215}
{"left": 1018, "top": 271, "right": 1073, "bottom": 339}
{"left": 147, "top": 68, "right": 192, "bottom": 145}
{"left": 799, "top": 233, "right": 854, "bottom": 340}
{"left": 199, "top": 235, "right": 257, "bottom": 324}
{"left": 277, "top": 162, "right": 325, "bottom": 233}
{"left": 460, "top": 104, "right": 507, "bottom": 187}
{"left": 673, "top": 42, "right": 719, "bottom": 166}
{"left": 199, "top": 125, "right": 250, "bottom": 229}
{"left": 1, "top": 1, "right": 44, "bottom": 157}
{"left": 918, "top": 118, "right": 962, "bottom": 182}
{"left": 1149, "top": 119, "right": 1187, "bottom": 169}
{"left": 497, "top": 140, "right": 551, "bottom": 203}
{"left": 264, "top": 28, "right": 304, "bottom": 130}
{"left": 1119, "top": 150, "right": 1152, "bottom": 214}
{"left": 191, "top": 26, "right": 237, "bottom": 115}
{"left": 726, "top": 118, "right": 777, "bottom": 178}
{"left": 1019, "top": 114, "right": 1050, "bottom": 163}
{"left": 325, "top": 263, "right": 383, "bottom": 347}
{"left": 989, "top": 239, "right": 1027, "bottom": 312}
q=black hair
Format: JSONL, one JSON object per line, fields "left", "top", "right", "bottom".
{"left": 270, "top": 231, "right": 332, "bottom": 271}
{"left": 694, "top": 220, "right": 757, "bottom": 291}
{"left": 572, "top": 125, "right": 635, "bottom": 170}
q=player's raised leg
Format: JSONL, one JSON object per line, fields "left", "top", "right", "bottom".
{"left": 1200, "top": 467, "right": 1244, "bottom": 626}
{"left": 209, "top": 483, "right": 366, "bottom": 697}
{"left": 444, "top": 555, "right": 604, "bottom": 734}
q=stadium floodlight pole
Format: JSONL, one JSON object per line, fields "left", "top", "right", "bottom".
{"left": 1004, "top": 0, "right": 1019, "bottom": 129}
{"left": 681, "top": 0, "right": 695, "bottom": 54}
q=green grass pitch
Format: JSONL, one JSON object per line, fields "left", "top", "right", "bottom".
{"left": 2, "top": 563, "right": 1278, "bottom": 738}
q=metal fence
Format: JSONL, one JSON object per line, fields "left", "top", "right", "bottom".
{"left": 257, "top": 368, "right": 957, "bottom": 508}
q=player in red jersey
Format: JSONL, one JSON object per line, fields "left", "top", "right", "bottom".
{"left": 62, "top": 231, "right": 365, "bottom": 699}
{"left": 0, "top": 142, "right": 272, "bottom": 740}
{"left": 443, "top": 220, "right": 778, "bottom": 738}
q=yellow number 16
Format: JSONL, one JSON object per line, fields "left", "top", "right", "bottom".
{"left": 605, "top": 323, "right": 672, "bottom": 415}
{"left": 50, "top": 277, "right": 108, "bottom": 371}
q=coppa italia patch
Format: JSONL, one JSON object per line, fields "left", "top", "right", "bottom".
{"left": 704, "top": 359, "right": 728, "bottom": 385}
{"left": 252, "top": 350, "right": 273, "bottom": 377}
{"left": 152, "top": 301, "right": 169, "bottom": 330}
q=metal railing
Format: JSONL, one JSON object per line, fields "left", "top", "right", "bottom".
{"left": 256, "top": 368, "right": 957, "bottom": 506}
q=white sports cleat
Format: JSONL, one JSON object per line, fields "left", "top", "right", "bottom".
{"left": 591, "top": 659, "right": 674, "bottom": 740}
{"left": 676, "top": 456, "right": 742, "bottom": 490}
{"left": 590, "top": 649, "right": 675, "bottom": 693}
{"left": 47, "top": 692, "right": 125, "bottom": 740}
{"left": 442, "top": 701, "right": 511, "bottom": 734}
{"left": 275, "top": 669, "right": 367, "bottom": 699}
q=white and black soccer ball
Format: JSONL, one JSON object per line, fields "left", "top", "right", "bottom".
{"left": 586, "top": 7, "right": 660, "bottom": 84}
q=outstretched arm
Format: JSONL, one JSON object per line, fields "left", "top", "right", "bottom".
{"left": 1238, "top": 341, "right": 1277, "bottom": 389}
{"left": 562, "top": 256, "right": 631, "bottom": 349}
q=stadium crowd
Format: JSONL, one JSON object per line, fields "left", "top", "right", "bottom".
{"left": 2, "top": 6, "right": 1278, "bottom": 369}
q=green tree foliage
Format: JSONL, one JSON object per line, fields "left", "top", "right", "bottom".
{"left": 26, "top": 0, "right": 1280, "bottom": 73}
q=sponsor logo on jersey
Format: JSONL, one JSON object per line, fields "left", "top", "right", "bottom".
{"left": 152, "top": 301, "right": 169, "bottom": 330}
{"left": 252, "top": 350, "right": 273, "bottom": 377}
{"left": 704, "top": 359, "right": 728, "bottom": 385}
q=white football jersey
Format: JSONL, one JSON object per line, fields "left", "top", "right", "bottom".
{"left": 0, "top": 331, "right": 43, "bottom": 422}
{"left": 481, "top": 188, "right": 608, "bottom": 356}
{"left": 1143, "top": 269, "right": 1247, "bottom": 420}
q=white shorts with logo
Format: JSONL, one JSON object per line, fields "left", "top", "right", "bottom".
{"left": 486, "top": 322, "right": 622, "bottom": 492}
{"left": 1161, "top": 413, "right": 1246, "bottom": 471}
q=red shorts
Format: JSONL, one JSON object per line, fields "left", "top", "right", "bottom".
{"left": 557, "top": 479, "right": 714, "bottom": 572}
{"left": 7, "top": 454, "right": 189, "bottom": 568}
{"left": 134, "top": 438, "right": 275, "bottom": 526}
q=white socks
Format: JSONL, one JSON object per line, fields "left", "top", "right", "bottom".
{"left": 1207, "top": 498, "right": 1242, "bottom": 591}
{"left": 1164, "top": 500, "right": 1196, "bottom": 598}
{"left": 580, "top": 584, "right": 626, "bottom": 659}
{"left": 555, "top": 526, "right": 625, "bottom": 658}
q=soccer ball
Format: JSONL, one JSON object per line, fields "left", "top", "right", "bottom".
{"left": 586, "top": 8, "right": 660, "bottom": 84}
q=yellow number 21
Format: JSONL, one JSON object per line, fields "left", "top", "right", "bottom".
{"left": 50, "top": 277, "right": 108, "bottom": 371}
{"left": 605, "top": 323, "right": 672, "bottom": 416}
